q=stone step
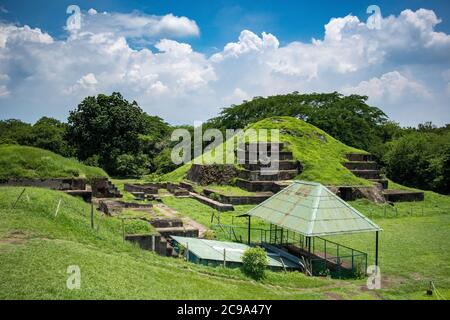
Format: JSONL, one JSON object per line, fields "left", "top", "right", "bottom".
{"left": 203, "top": 187, "right": 273, "bottom": 205}
{"left": 344, "top": 161, "right": 378, "bottom": 170}
{"left": 346, "top": 153, "right": 374, "bottom": 162}
{"left": 350, "top": 169, "right": 381, "bottom": 179}
{"left": 235, "top": 179, "right": 276, "bottom": 192}
{"left": 383, "top": 190, "right": 424, "bottom": 202}
{"left": 237, "top": 150, "right": 294, "bottom": 162}
{"left": 238, "top": 142, "right": 284, "bottom": 152}
{"left": 239, "top": 169, "right": 298, "bottom": 181}
{"left": 243, "top": 160, "right": 300, "bottom": 171}
{"left": 369, "top": 179, "right": 389, "bottom": 189}
{"left": 156, "top": 226, "right": 199, "bottom": 238}
{"left": 190, "top": 192, "right": 234, "bottom": 212}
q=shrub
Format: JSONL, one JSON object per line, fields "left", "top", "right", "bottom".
{"left": 203, "top": 230, "right": 216, "bottom": 240}
{"left": 241, "top": 247, "right": 268, "bottom": 280}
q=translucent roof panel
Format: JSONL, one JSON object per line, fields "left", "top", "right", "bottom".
{"left": 246, "top": 181, "right": 381, "bottom": 237}
{"left": 171, "top": 236, "right": 300, "bottom": 268}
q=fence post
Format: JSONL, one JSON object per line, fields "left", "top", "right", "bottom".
{"left": 121, "top": 219, "right": 125, "bottom": 242}
{"left": 91, "top": 201, "right": 94, "bottom": 229}
{"left": 351, "top": 249, "right": 354, "bottom": 273}
{"left": 54, "top": 198, "right": 62, "bottom": 217}
{"left": 12, "top": 188, "right": 26, "bottom": 209}
{"left": 223, "top": 249, "right": 226, "bottom": 267}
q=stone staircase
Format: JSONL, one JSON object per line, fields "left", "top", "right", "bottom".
{"left": 345, "top": 153, "right": 388, "bottom": 188}
{"left": 345, "top": 153, "right": 424, "bottom": 202}
{"left": 236, "top": 143, "right": 301, "bottom": 193}
{"left": 91, "top": 178, "right": 123, "bottom": 198}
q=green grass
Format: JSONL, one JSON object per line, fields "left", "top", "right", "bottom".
{"left": 162, "top": 117, "right": 370, "bottom": 186}
{"left": 0, "top": 145, "right": 107, "bottom": 179}
{"left": 204, "top": 184, "right": 255, "bottom": 196}
{"left": 328, "top": 214, "right": 450, "bottom": 300}
{"left": 1, "top": 185, "right": 448, "bottom": 299}
{"left": 1, "top": 186, "right": 355, "bottom": 300}
{"left": 161, "top": 194, "right": 450, "bottom": 300}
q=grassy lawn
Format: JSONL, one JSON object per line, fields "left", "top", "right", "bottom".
{"left": 1, "top": 185, "right": 448, "bottom": 300}
{"left": 205, "top": 184, "right": 256, "bottom": 196}
{"left": 328, "top": 214, "right": 450, "bottom": 300}
{"left": 162, "top": 194, "right": 450, "bottom": 300}
{"left": 1, "top": 186, "right": 368, "bottom": 300}
{"left": 0, "top": 145, "right": 107, "bottom": 179}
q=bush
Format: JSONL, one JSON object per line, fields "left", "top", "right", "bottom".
{"left": 382, "top": 131, "right": 450, "bottom": 194}
{"left": 241, "top": 247, "right": 268, "bottom": 280}
{"left": 115, "top": 153, "right": 150, "bottom": 178}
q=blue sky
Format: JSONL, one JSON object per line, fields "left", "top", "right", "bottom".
{"left": 2, "top": 0, "right": 450, "bottom": 51}
{"left": 0, "top": 0, "right": 449, "bottom": 126}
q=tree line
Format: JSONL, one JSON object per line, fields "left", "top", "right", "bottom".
{"left": 0, "top": 91, "right": 448, "bottom": 194}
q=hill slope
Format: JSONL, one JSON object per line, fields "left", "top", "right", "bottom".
{"left": 0, "top": 145, "right": 107, "bottom": 179}
{"left": 0, "top": 186, "right": 351, "bottom": 299}
{"left": 163, "top": 116, "right": 370, "bottom": 186}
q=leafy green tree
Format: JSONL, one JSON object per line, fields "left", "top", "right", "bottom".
{"left": 28, "top": 117, "right": 73, "bottom": 156}
{"left": 115, "top": 153, "right": 151, "bottom": 177}
{"left": 0, "top": 119, "right": 32, "bottom": 144}
{"left": 67, "top": 93, "right": 146, "bottom": 174}
{"left": 67, "top": 92, "right": 172, "bottom": 176}
{"left": 383, "top": 131, "right": 450, "bottom": 194}
{"left": 0, "top": 117, "right": 72, "bottom": 157}
{"left": 207, "top": 92, "right": 387, "bottom": 150}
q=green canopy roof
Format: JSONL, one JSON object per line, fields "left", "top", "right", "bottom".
{"left": 246, "top": 181, "right": 381, "bottom": 237}
{"left": 171, "top": 236, "right": 300, "bottom": 268}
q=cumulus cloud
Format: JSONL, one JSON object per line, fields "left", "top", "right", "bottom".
{"left": 72, "top": 9, "right": 200, "bottom": 41}
{"left": 343, "top": 71, "right": 430, "bottom": 102}
{"left": 0, "top": 8, "right": 449, "bottom": 126}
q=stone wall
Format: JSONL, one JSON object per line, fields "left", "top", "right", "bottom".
{"left": 187, "top": 164, "right": 239, "bottom": 186}
{"left": 124, "top": 234, "right": 169, "bottom": 256}
{"left": 98, "top": 199, "right": 153, "bottom": 216}
{"left": 124, "top": 183, "right": 158, "bottom": 195}
{"left": 91, "top": 178, "right": 122, "bottom": 198}
{"left": 328, "top": 185, "right": 386, "bottom": 204}
{"left": 0, "top": 178, "right": 87, "bottom": 190}
{"left": 203, "top": 188, "right": 272, "bottom": 205}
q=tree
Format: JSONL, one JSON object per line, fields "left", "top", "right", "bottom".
{"left": 66, "top": 92, "right": 172, "bottom": 176}
{"left": 207, "top": 92, "right": 388, "bottom": 150}
{"left": 0, "top": 119, "right": 32, "bottom": 144}
{"left": 383, "top": 131, "right": 450, "bottom": 194}
{"left": 0, "top": 117, "right": 72, "bottom": 157}
{"left": 67, "top": 92, "right": 147, "bottom": 175}
{"left": 28, "top": 117, "right": 73, "bottom": 156}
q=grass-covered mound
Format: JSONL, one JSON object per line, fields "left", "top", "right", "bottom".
{"left": 163, "top": 116, "right": 369, "bottom": 186}
{"left": 0, "top": 186, "right": 354, "bottom": 299}
{"left": 0, "top": 145, "right": 107, "bottom": 179}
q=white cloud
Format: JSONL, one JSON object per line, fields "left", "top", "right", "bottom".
{"left": 223, "top": 88, "right": 250, "bottom": 105}
{"left": 78, "top": 73, "right": 98, "bottom": 87}
{"left": 0, "top": 8, "right": 449, "bottom": 126}
{"left": 343, "top": 71, "right": 430, "bottom": 102}
{"left": 73, "top": 10, "right": 199, "bottom": 40}
{"left": 0, "top": 85, "right": 9, "bottom": 97}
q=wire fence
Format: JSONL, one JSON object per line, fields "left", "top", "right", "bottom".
{"left": 211, "top": 223, "right": 368, "bottom": 278}
{"left": 363, "top": 202, "right": 450, "bottom": 219}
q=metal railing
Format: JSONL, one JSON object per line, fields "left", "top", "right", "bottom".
{"left": 211, "top": 223, "right": 368, "bottom": 278}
